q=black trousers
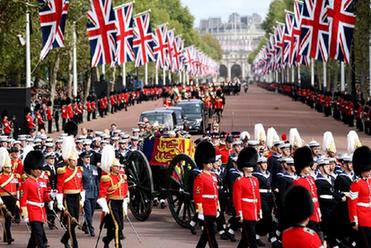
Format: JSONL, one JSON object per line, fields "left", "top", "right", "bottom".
{"left": 55, "top": 117, "right": 60, "bottom": 132}
{"left": 358, "top": 227, "right": 371, "bottom": 248}
{"left": 62, "top": 118, "right": 66, "bottom": 128}
{"left": 27, "top": 221, "right": 47, "bottom": 248}
{"left": 1, "top": 196, "right": 16, "bottom": 242}
{"left": 196, "top": 216, "right": 218, "bottom": 248}
{"left": 103, "top": 199, "right": 123, "bottom": 248}
{"left": 61, "top": 194, "right": 80, "bottom": 248}
{"left": 87, "top": 111, "right": 91, "bottom": 122}
{"left": 92, "top": 110, "right": 96, "bottom": 119}
{"left": 238, "top": 220, "right": 257, "bottom": 248}
{"left": 48, "top": 120, "right": 52, "bottom": 133}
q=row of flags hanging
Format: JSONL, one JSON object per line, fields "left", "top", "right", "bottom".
{"left": 38, "top": 0, "right": 218, "bottom": 78}
{"left": 252, "top": 0, "right": 357, "bottom": 76}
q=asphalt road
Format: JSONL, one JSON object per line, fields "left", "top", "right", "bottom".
{"left": 9, "top": 84, "right": 371, "bottom": 248}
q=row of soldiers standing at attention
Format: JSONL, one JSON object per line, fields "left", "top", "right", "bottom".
{"left": 191, "top": 123, "right": 371, "bottom": 248}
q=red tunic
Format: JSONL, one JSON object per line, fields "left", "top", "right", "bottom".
{"left": 282, "top": 226, "right": 323, "bottom": 248}
{"left": 11, "top": 159, "right": 24, "bottom": 176}
{"left": 98, "top": 172, "right": 128, "bottom": 200}
{"left": 67, "top": 104, "right": 74, "bottom": 119}
{"left": 86, "top": 101, "right": 92, "bottom": 112}
{"left": 46, "top": 107, "right": 53, "bottom": 121}
{"left": 61, "top": 105, "right": 68, "bottom": 119}
{"left": 20, "top": 175, "right": 51, "bottom": 222}
{"left": 56, "top": 166, "right": 83, "bottom": 194}
{"left": 0, "top": 172, "right": 19, "bottom": 197}
{"left": 213, "top": 97, "right": 224, "bottom": 110}
{"left": 2, "top": 119, "right": 11, "bottom": 135}
{"left": 219, "top": 146, "right": 234, "bottom": 165}
{"left": 233, "top": 176, "right": 261, "bottom": 221}
{"left": 193, "top": 171, "right": 219, "bottom": 216}
{"left": 26, "top": 115, "right": 35, "bottom": 129}
{"left": 293, "top": 176, "right": 321, "bottom": 223}
{"left": 348, "top": 177, "right": 371, "bottom": 227}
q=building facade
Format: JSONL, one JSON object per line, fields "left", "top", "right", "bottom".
{"left": 199, "top": 13, "right": 265, "bottom": 81}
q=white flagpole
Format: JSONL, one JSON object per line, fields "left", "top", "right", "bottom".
{"left": 168, "top": 70, "right": 172, "bottom": 84}
{"left": 298, "top": 65, "right": 301, "bottom": 85}
{"left": 122, "top": 63, "right": 126, "bottom": 87}
{"left": 291, "top": 67, "right": 295, "bottom": 83}
{"left": 183, "top": 70, "right": 186, "bottom": 85}
{"left": 187, "top": 73, "right": 190, "bottom": 85}
{"left": 281, "top": 69, "right": 284, "bottom": 83}
{"left": 311, "top": 58, "right": 315, "bottom": 86}
{"left": 286, "top": 68, "right": 290, "bottom": 83}
{"left": 155, "top": 66, "right": 158, "bottom": 86}
{"left": 144, "top": 63, "right": 148, "bottom": 86}
{"left": 72, "top": 22, "right": 78, "bottom": 97}
{"left": 341, "top": 61, "right": 345, "bottom": 92}
{"left": 163, "top": 67, "right": 166, "bottom": 86}
{"left": 102, "top": 64, "right": 105, "bottom": 80}
{"left": 323, "top": 62, "right": 327, "bottom": 91}
{"left": 26, "top": 10, "right": 31, "bottom": 88}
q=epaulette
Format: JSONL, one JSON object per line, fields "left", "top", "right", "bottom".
{"left": 45, "top": 170, "right": 51, "bottom": 177}
{"left": 80, "top": 166, "right": 84, "bottom": 172}
{"left": 22, "top": 174, "right": 28, "bottom": 181}
{"left": 304, "top": 227, "right": 316, "bottom": 235}
{"left": 15, "top": 173, "right": 21, "bottom": 179}
{"left": 101, "top": 175, "right": 111, "bottom": 183}
{"left": 57, "top": 167, "right": 66, "bottom": 175}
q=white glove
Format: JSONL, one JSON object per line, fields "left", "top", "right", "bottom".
{"left": 56, "top": 193, "right": 64, "bottom": 211}
{"left": 216, "top": 211, "right": 220, "bottom": 218}
{"left": 23, "top": 217, "right": 29, "bottom": 224}
{"left": 48, "top": 201, "right": 54, "bottom": 210}
{"left": 49, "top": 191, "right": 57, "bottom": 200}
{"left": 97, "top": 198, "right": 109, "bottom": 214}
{"left": 80, "top": 190, "right": 86, "bottom": 207}
{"left": 237, "top": 210, "right": 243, "bottom": 222}
{"left": 123, "top": 198, "right": 128, "bottom": 217}
{"left": 0, "top": 197, "right": 3, "bottom": 205}
{"left": 259, "top": 209, "right": 263, "bottom": 219}
{"left": 198, "top": 213, "right": 204, "bottom": 221}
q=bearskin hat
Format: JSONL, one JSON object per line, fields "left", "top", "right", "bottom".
{"left": 294, "top": 146, "right": 313, "bottom": 173}
{"left": 284, "top": 185, "right": 314, "bottom": 225}
{"left": 63, "top": 121, "right": 78, "bottom": 137}
{"left": 353, "top": 146, "right": 371, "bottom": 176}
{"left": 237, "top": 147, "right": 258, "bottom": 171}
{"left": 194, "top": 141, "right": 216, "bottom": 169}
{"left": 24, "top": 150, "right": 44, "bottom": 174}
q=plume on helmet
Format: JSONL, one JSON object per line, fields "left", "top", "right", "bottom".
{"left": 101, "top": 145, "right": 115, "bottom": 173}
{"left": 347, "top": 131, "right": 362, "bottom": 154}
{"left": 254, "top": 123, "right": 266, "bottom": 142}
{"left": 289, "top": 128, "right": 304, "bottom": 148}
{"left": 22, "top": 145, "right": 34, "bottom": 163}
{"left": 0, "top": 147, "right": 11, "bottom": 170}
{"left": 267, "top": 127, "right": 280, "bottom": 148}
{"left": 62, "top": 136, "right": 76, "bottom": 161}
{"left": 322, "top": 131, "right": 336, "bottom": 153}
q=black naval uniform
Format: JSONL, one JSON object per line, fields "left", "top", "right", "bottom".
{"left": 214, "top": 167, "right": 228, "bottom": 238}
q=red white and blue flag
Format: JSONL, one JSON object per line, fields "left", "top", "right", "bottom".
{"left": 39, "top": 0, "right": 69, "bottom": 60}
{"left": 274, "top": 24, "right": 285, "bottom": 70}
{"left": 172, "top": 36, "right": 184, "bottom": 72}
{"left": 326, "top": 0, "right": 356, "bottom": 64}
{"left": 166, "top": 29, "right": 175, "bottom": 69}
{"left": 299, "top": 0, "right": 330, "bottom": 62}
{"left": 153, "top": 25, "right": 169, "bottom": 69}
{"left": 133, "top": 12, "right": 155, "bottom": 67}
{"left": 87, "top": 0, "right": 117, "bottom": 67}
{"left": 114, "top": 2, "right": 135, "bottom": 65}
{"left": 183, "top": 46, "right": 194, "bottom": 74}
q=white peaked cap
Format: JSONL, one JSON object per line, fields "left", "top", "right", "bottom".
{"left": 267, "top": 127, "right": 280, "bottom": 148}
{"left": 240, "top": 131, "right": 250, "bottom": 141}
{"left": 347, "top": 130, "right": 362, "bottom": 154}
{"left": 322, "top": 131, "right": 336, "bottom": 153}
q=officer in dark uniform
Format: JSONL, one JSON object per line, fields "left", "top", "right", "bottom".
{"left": 43, "top": 152, "right": 58, "bottom": 229}
{"left": 267, "top": 141, "right": 282, "bottom": 188}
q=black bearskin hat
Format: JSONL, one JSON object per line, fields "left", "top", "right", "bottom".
{"left": 63, "top": 121, "right": 78, "bottom": 137}
{"left": 24, "top": 150, "right": 44, "bottom": 174}
{"left": 294, "top": 146, "right": 313, "bottom": 173}
{"left": 237, "top": 147, "right": 258, "bottom": 171}
{"left": 194, "top": 141, "right": 216, "bottom": 169}
{"left": 353, "top": 146, "right": 371, "bottom": 176}
{"left": 284, "top": 185, "right": 314, "bottom": 225}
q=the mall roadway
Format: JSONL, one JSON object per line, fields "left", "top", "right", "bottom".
{"left": 11, "top": 85, "right": 371, "bottom": 248}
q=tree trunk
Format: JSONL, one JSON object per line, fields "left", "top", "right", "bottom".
{"left": 111, "top": 66, "right": 116, "bottom": 92}
{"left": 67, "top": 48, "right": 73, "bottom": 98}
{"left": 50, "top": 52, "right": 61, "bottom": 106}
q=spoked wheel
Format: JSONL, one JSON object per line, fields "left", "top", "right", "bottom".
{"left": 127, "top": 150, "right": 153, "bottom": 221}
{"left": 166, "top": 154, "right": 196, "bottom": 228}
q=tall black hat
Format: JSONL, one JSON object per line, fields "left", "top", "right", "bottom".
{"left": 194, "top": 141, "right": 216, "bottom": 169}
{"left": 353, "top": 146, "right": 371, "bottom": 176}
{"left": 63, "top": 121, "right": 78, "bottom": 137}
{"left": 294, "top": 146, "right": 313, "bottom": 173}
{"left": 284, "top": 185, "right": 314, "bottom": 225}
{"left": 236, "top": 147, "right": 258, "bottom": 171}
{"left": 24, "top": 150, "right": 44, "bottom": 174}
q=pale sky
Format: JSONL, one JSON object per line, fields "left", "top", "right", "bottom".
{"left": 180, "top": 0, "right": 272, "bottom": 27}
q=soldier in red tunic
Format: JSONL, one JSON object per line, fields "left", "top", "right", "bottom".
{"left": 20, "top": 150, "right": 54, "bottom": 248}
{"left": 292, "top": 146, "right": 321, "bottom": 234}
{"left": 1, "top": 115, "right": 12, "bottom": 136}
{"left": 25, "top": 111, "right": 36, "bottom": 134}
{"left": 348, "top": 146, "right": 371, "bottom": 246}
{"left": 233, "top": 147, "right": 261, "bottom": 248}
{"left": 282, "top": 185, "right": 323, "bottom": 248}
{"left": 193, "top": 141, "right": 219, "bottom": 248}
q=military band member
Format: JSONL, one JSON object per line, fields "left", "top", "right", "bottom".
{"left": 0, "top": 148, "right": 20, "bottom": 244}
{"left": 20, "top": 150, "right": 55, "bottom": 248}
{"left": 193, "top": 141, "right": 219, "bottom": 248}
{"left": 233, "top": 147, "right": 261, "bottom": 248}
{"left": 282, "top": 185, "right": 323, "bottom": 248}
{"left": 348, "top": 146, "right": 371, "bottom": 247}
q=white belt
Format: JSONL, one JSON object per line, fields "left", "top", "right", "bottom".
{"left": 202, "top": 194, "right": 217, "bottom": 199}
{"left": 312, "top": 197, "right": 318, "bottom": 203}
{"left": 259, "top": 189, "right": 272, "bottom": 193}
{"left": 357, "top": 202, "right": 371, "bottom": 208}
{"left": 242, "top": 198, "right": 258, "bottom": 203}
{"left": 319, "top": 195, "right": 334, "bottom": 200}
{"left": 26, "top": 200, "right": 45, "bottom": 207}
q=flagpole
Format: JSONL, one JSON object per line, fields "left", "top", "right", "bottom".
{"left": 311, "top": 58, "right": 315, "bottom": 86}
{"left": 72, "top": 21, "right": 78, "bottom": 97}
{"left": 102, "top": 64, "right": 105, "bottom": 81}
{"left": 341, "top": 61, "right": 345, "bottom": 92}
{"left": 183, "top": 70, "right": 186, "bottom": 85}
{"left": 298, "top": 65, "right": 301, "bottom": 85}
{"left": 323, "top": 61, "right": 327, "bottom": 92}
{"left": 286, "top": 67, "right": 290, "bottom": 83}
{"left": 291, "top": 67, "right": 295, "bottom": 83}
{"left": 168, "top": 70, "right": 172, "bottom": 84}
{"left": 178, "top": 71, "right": 181, "bottom": 85}
{"left": 26, "top": 9, "right": 31, "bottom": 88}
{"left": 144, "top": 63, "right": 148, "bottom": 86}
{"left": 122, "top": 63, "right": 126, "bottom": 87}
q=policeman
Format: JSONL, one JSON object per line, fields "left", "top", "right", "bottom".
{"left": 292, "top": 146, "right": 321, "bottom": 234}
{"left": 0, "top": 148, "right": 20, "bottom": 244}
{"left": 348, "top": 146, "right": 371, "bottom": 246}
{"left": 97, "top": 145, "right": 128, "bottom": 248}
{"left": 81, "top": 153, "right": 99, "bottom": 236}
{"left": 233, "top": 147, "right": 261, "bottom": 248}
{"left": 20, "top": 150, "right": 55, "bottom": 248}
{"left": 282, "top": 186, "right": 323, "bottom": 247}
{"left": 193, "top": 141, "right": 219, "bottom": 248}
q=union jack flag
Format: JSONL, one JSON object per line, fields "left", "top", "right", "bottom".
{"left": 183, "top": 46, "right": 194, "bottom": 74}
{"left": 326, "top": 0, "right": 356, "bottom": 64}
{"left": 274, "top": 24, "right": 285, "bottom": 70}
{"left": 133, "top": 12, "right": 155, "bottom": 67}
{"left": 299, "top": 0, "right": 330, "bottom": 62}
{"left": 114, "top": 2, "right": 135, "bottom": 65}
{"left": 166, "top": 30, "right": 175, "bottom": 69}
{"left": 87, "top": 0, "right": 117, "bottom": 67}
{"left": 39, "top": 0, "right": 69, "bottom": 60}
{"left": 283, "top": 13, "right": 295, "bottom": 66}
{"left": 172, "top": 36, "right": 184, "bottom": 72}
{"left": 153, "top": 25, "right": 169, "bottom": 69}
